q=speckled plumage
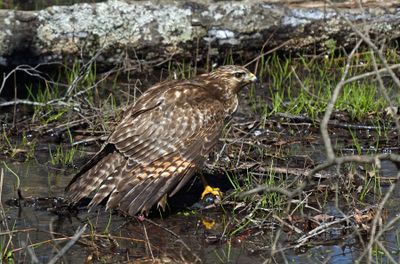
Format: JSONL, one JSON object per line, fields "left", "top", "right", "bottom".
{"left": 66, "top": 65, "right": 257, "bottom": 216}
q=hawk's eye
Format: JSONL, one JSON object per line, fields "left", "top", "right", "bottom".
{"left": 234, "top": 72, "right": 246, "bottom": 79}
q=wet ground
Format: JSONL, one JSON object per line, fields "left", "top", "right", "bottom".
{"left": 1, "top": 46, "right": 400, "bottom": 262}
{"left": 1, "top": 118, "right": 399, "bottom": 263}
{"left": 0, "top": 159, "right": 266, "bottom": 263}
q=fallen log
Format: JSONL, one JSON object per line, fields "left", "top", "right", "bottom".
{"left": 0, "top": 0, "right": 399, "bottom": 67}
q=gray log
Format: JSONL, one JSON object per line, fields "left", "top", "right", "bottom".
{"left": 0, "top": 0, "right": 399, "bottom": 67}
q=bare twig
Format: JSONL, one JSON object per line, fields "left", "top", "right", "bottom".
{"left": 0, "top": 100, "right": 47, "bottom": 108}
{"left": 143, "top": 218, "right": 202, "bottom": 263}
{"left": 47, "top": 224, "right": 87, "bottom": 264}
{"left": 343, "top": 64, "right": 400, "bottom": 85}
{"left": 0, "top": 64, "right": 59, "bottom": 96}
{"left": 357, "top": 171, "right": 400, "bottom": 263}
{"left": 239, "top": 184, "right": 305, "bottom": 199}
{"left": 294, "top": 214, "right": 352, "bottom": 248}
{"left": 307, "top": 153, "right": 400, "bottom": 178}
{"left": 320, "top": 39, "right": 363, "bottom": 161}
{"left": 327, "top": 0, "right": 400, "bottom": 89}
{"left": 21, "top": 241, "right": 39, "bottom": 264}
{"left": 142, "top": 223, "right": 154, "bottom": 262}
{"left": 244, "top": 40, "right": 291, "bottom": 68}
{"left": 369, "top": 49, "right": 400, "bottom": 137}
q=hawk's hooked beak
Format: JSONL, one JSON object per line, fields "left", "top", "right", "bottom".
{"left": 245, "top": 72, "right": 258, "bottom": 83}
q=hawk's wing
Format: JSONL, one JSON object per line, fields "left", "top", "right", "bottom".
{"left": 66, "top": 82, "right": 226, "bottom": 215}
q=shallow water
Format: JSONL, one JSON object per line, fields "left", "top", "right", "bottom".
{"left": 1, "top": 54, "right": 400, "bottom": 262}
{"left": 1, "top": 133, "right": 399, "bottom": 263}
{"left": 0, "top": 159, "right": 269, "bottom": 263}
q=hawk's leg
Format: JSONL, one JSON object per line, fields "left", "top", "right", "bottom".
{"left": 199, "top": 174, "right": 222, "bottom": 204}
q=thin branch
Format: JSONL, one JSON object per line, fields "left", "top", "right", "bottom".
{"left": 327, "top": 0, "right": 400, "bottom": 89}
{"left": 307, "top": 153, "right": 400, "bottom": 178}
{"left": 239, "top": 184, "right": 305, "bottom": 199}
{"left": 46, "top": 225, "right": 87, "bottom": 264}
{"left": 343, "top": 64, "right": 400, "bottom": 85}
{"left": 320, "top": 39, "right": 363, "bottom": 160}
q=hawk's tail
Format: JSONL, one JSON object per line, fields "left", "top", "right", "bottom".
{"left": 105, "top": 153, "right": 196, "bottom": 216}
{"left": 66, "top": 144, "right": 124, "bottom": 205}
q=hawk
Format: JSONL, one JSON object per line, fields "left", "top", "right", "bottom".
{"left": 66, "top": 65, "right": 257, "bottom": 216}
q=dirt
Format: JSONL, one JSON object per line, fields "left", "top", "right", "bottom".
{"left": 0, "top": 116, "right": 399, "bottom": 263}
{"left": 1, "top": 56, "right": 400, "bottom": 263}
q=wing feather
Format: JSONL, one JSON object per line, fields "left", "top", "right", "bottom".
{"left": 68, "top": 81, "right": 228, "bottom": 216}
{"left": 67, "top": 148, "right": 125, "bottom": 203}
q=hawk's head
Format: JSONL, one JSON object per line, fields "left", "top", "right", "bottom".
{"left": 208, "top": 65, "right": 257, "bottom": 96}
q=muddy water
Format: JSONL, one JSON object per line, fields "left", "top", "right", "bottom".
{"left": 1, "top": 67, "right": 399, "bottom": 262}
{"left": 0, "top": 160, "right": 268, "bottom": 263}
{"left": 1, "top": 138, "right": 399, "bottom": 263}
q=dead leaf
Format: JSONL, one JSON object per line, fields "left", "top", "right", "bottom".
{"left": 312, "top": 214, "right": 334, "bottom": 223}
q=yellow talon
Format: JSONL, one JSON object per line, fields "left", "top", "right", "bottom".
{"left": 201, "top": 185, "right": 222, "bottom": 200}
{"left": 202, "top": 218, "right": 216, "bottom": 230}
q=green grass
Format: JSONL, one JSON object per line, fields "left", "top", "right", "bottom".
{"left": 26, "top": 81, "right": 65, "bottom": 125}
{"left": 345, "top": 128, "right": 383, "bottom": 201}
{"left": 225, "top": 47, "right": 400, "bottom": 237}
{"left": 250, "top": 50, "right": 398, "bottom": 122}
{"left": 0, "top": 130, "right": 36, "bottom": 159}
{"left": 1, "top": 47, "right": 400, "bottom": 262}
{"left": 336, "top": 82, "right": 387, "bottom": 120}
{"left": 48, "top": 129, "right": 82, "bottom": 166}
{"left": 1, "top": 59, "right": 116, "bottom": 162}
{"left": 214, "top": 242, "right": 233, "bottom": 264}
{"left": 0, "top": 220, "right": 17, "bottom": 264}
{"left": 359, "top": 168, "right": 381, "bottom": 201}
{"left": 155, "top": 48, "right": 397, "bottom": 125}
{"left": 166, "top": 60, "right": 198, "bottom": 80}
{"left": 2, "top": 162, "right": 21, "bottom": 190}
{"left": 48, "top": 144, "right": 80, "bottom": 166}
{"left": 224, "top": 163, "right": 286, "bottom": 236}
{"left": 25, "top": 59, "right": 99, "bottom": 126}
{"left": 348, "top": 128, "right": 362, "bottom": 155}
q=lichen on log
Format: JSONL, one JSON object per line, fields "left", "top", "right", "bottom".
{"left": 0, "top": 0, "right": 399, "bottom": 66}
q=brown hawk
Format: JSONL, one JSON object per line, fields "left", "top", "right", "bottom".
{"left": 66, "top": 65, "right": 257, "bottom": 216}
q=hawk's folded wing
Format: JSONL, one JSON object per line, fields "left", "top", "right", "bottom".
{"left": 66, "top": 82, "right": 225, "bottom": 215}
